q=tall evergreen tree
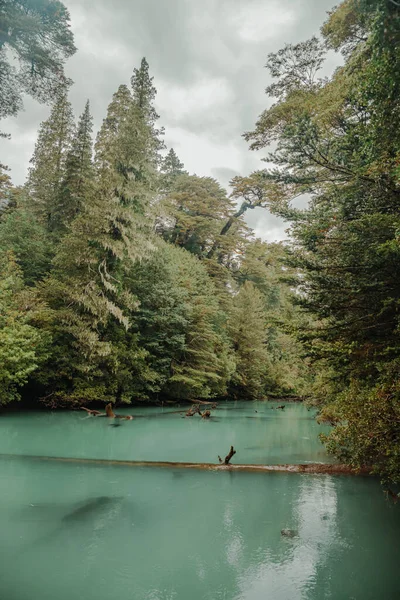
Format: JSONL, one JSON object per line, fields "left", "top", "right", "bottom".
{"left": 35, "top": 65, "right": 164, "bottom": 401}
{"left": 55, "top": 100, "right": 94, "bottom": 231}
{"left": 27, "top": 88, "right": 75, "bottom": 230}
{"left": 160, "top": 148, "right": 187, "bottom": 192}
{"left": 94, "top": 84, "right": 132, "bottom": 177}
{"left": 131, "top": 57, "right": 165, "bottom": 165}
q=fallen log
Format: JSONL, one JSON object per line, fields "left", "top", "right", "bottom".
{"left": 186, "top": 405, "right": 201, "bottom": 417}
{"left": 105, "top": 403, "right": 134, "bottom": 420}
{"left": 80, "top": 407, "right": 104, "bottom": 416}
{"left": 218, "top": 445, "right": 236, "bottom": 465}
{"left": 0, "top": 454, "right": 372, "bottom": 475}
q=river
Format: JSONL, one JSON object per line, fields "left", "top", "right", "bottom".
{"left": 0, "top": 401, "right": 398, "bottom": 599}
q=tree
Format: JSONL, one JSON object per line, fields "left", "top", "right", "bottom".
{"left": 130, "top": 240, "right": 234, "bottom": 400}
{"left": 34, "top": 66, "right": 163, "bottom": 402}
{"left": 242, "top": 0, "right": 400, "bottom": 482}
{"left": 27, "top": 87, "right": 75, "bottom": 230}
{"left": 0, "top": 252, "right": 48, "bottom": 404}
{"left": 0, "top": 0, "right": 76, "bottom": 120}
{"left": 161, "top": 174, "right": 248, "bottom": 261}
{"left": 228, "top": 281, "right": 270, "bottom": 399}
{"left": 94, "top": 84, "right": 132, "bottom": 176}
{"left": 0, "top": 197, "right": 54, "bottom": 285}
{"left": 160, "top": 148, "right": 187, "bottom": 192}
{"left": 265, "top": 36, "right": 325, "bottom": 100}
{"left": 55, "top": 100, "right": 94, "bottom": 230}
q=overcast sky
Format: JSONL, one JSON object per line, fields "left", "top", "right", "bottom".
{"left": 1, "top": 0, "right": 341, "bottom": 241}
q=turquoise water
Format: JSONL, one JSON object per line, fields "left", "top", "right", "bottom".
{"left": 0, "top": 402, "right": 399, "bottom": 600}
{"left": 0, "top": 401, "right": 332, "bottom": 464}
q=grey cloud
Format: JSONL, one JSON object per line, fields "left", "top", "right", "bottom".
{"left": 1, "top": 0, "right": 339, "bottom": 239}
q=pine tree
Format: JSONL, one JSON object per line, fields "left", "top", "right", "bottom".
{"left": 27, "top": 87, "right": 75, "bottom": 230}
{"left": 130, "top": 57, "right": 165, "bottom": 164}
{"left": 54, "top": 100, "right": 94, "bottom": 231}
{"left": 94, "top": 84, "right": 132, "bottom": 177}
{"left": 160, "top": 148, "right": 187, "bottom": 192}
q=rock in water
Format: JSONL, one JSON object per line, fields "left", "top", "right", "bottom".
{"left": 281, "top": 529, "right": 298, "bottom": 538}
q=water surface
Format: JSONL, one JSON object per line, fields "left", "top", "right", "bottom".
{"left": 0, "top": 401, "right": 398, "bottom": 600}
{"left": 0, "top": 401, "right": 331, "bottom": 464}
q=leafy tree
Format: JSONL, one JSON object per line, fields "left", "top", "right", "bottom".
{"left": 0, "top": 252, "right": 48, "bottom": 404}
{"left": 27, "top": 87, "right": 75, "bottom": 230}
{"left": 0, "top": 0, "right": 76, "bottom": 120}
{"left": 131, "top": 240, "right": 234, "bottom": 400}
{"left": 0, "top": 198, "right": 54, "bottom": 285}
{"left": 228, "top": 281, "right": 270, "bottom": 399}
{"left": 161, "top": 174, "right": 248, "bottom": 262}
{"left": 265, "top": 36, "right": 325, "bottom": 100}
{"left": 242, "top": 0, "right": 400, "bottom": 481}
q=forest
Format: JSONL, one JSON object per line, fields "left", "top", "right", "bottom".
{"left": 1, "top": 0, "right": 399, "bottom": 485}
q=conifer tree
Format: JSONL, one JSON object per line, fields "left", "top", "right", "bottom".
{"left": 160, "top": 148, "right": 187, "bottom": 192}
{"left": 54, "top": 100, "right": 94, "bottom": 231}
{"left": 36, "top": 66, "right": 164, "bottom": 401}
{"left": 94, "top": 84, "right": 132, "bottom": 176}
{"left": 27, "top": 87, "right": 75, "bottom": 230}
{"left": 131, "top": 57, "right": 165, "bottom": 165}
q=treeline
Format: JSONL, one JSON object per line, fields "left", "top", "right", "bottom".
{"left": 0, "top": 51, "right": 307, "bottom": 406}
{"left": 235, "top": 0, "right": 400, "bottom": 484}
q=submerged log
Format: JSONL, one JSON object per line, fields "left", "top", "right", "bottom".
{"left": 3, "top": 454, "right": 372, "bottom": 475}
{"left": 218, "top": 445, "right": 236, "bottom": 465}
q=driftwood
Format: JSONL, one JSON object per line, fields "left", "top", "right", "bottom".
{"left": 276, "top": 405, "right": 285, "bottom": 410}
{"left": 80, "top": 404, "right": 134, "bottom": 420}
{"left": 80, "top": 407, "right": 104, "bottom": 416}
{"left": 186, "top": 405, "right": 201, "bottom": 417}
{"left": 3, "top": 454, "right": 373, "bottom": 475}
{"left": 218, "top": 446, "right": 236, "bottom": 465}
{"left": 105, "top": 403, "right": 116, "bottom": 418}
{"left": 201, "top": 410, "right": 211, "bottom": 419}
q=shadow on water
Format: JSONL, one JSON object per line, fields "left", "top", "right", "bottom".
{"left": 18, "top": 496, "right": 125, "bottom": 557}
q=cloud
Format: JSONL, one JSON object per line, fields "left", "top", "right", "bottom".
{"left": 0, "top": 0, "right": 340, "bottom": 240}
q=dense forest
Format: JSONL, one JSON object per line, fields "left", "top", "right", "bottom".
{"left": 1, "top": 0, "right": 400, "bottom": 485}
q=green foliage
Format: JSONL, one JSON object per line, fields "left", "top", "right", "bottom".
{"left": 0, "top": 0, "right": 76, "bottom": 119}
{"left": 56, "top": 100, "right": 94, "bottom": 230}
{"left": 228, "top": 281, "right": 271, "bottom": 399}
{"left": 27, "top": 88, "right": 75, "bottom": 231}
{"left": 242, "top": 0, "right": 400, "bottom": 482}
{"left": 1, "top": 54, "right": 308, "bottom": 407}
{"left": 0, "top": 252, "right": 48, "bottom": 404}
{"left": 0, "top": 200, "right": 54, "bottom": 285}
